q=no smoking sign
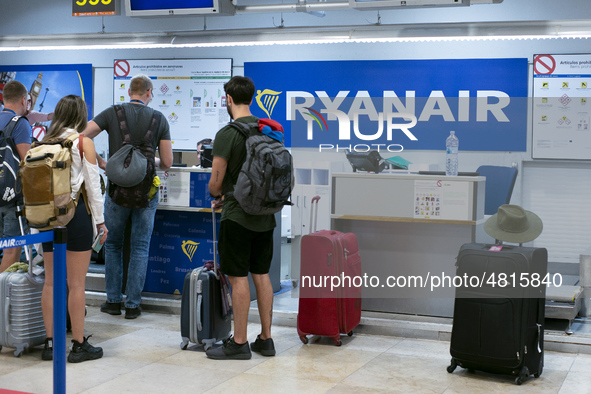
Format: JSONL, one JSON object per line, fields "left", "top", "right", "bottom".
{"left": 32, "top": 126, "right": 46, "bottom": 141}
{"left": 114, "top": 60, "right": 131, "bottom": 78}
{"left": 534, "top": 55, "right": 556, "bottom": 75}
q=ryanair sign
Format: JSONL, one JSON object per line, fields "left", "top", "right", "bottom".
{"left": 246, "top": 59, "right": 528, "bottom": 152}
{"left": 181, "top": 240, "right": 200, "bottom": 262}
{"left": 256, "top": 89, "right": 282, "bottom": 119}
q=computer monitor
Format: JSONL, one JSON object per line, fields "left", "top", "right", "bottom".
{"left": 124, "top": 0, "right": 235, "bottom": 16}
{"left": 345, "top": 150, "right": 386, "bottom": 173}
{"left": 201, "top": 145, "right": 214, "bottom": 168}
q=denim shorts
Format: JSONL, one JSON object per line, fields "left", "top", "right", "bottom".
{"left": 0, "top": 203, "right": 22, "bottom": 239}
{"left": 218, "top": 219, "right": 274, "bottom": 277}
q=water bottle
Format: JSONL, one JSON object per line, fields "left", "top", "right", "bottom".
{"left": 445, "top": 131, "right": 459, "bottom": 176}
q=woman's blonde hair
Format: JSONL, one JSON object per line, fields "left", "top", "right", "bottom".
{"left": 44, "top": 95, "right": 88, "bottom": 141}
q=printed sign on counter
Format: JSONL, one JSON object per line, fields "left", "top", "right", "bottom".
{"left": 157, "top": 170, "right": 191, "bottom": 206}
{"left": 414, "top": 180, "right": 470, "bottom": 220}
{"left": 155, "top": 170, "right": 214, "bottom": 209}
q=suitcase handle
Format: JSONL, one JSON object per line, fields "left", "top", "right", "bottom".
{"left": 17, "top": 207, "right": 31, "bottom": 265}
{"left": 16, "top": 206, "right": 41, "bottom": 283}
{"left": 309, "top": 196, "right": 321, "bottom": 233}
{"left": 537, "top": 323, "right": 542, "bottom": 353}
{"left": 197, "top": 294, "right": 203, "bottom": 331}
{"left": 211, "top": 208, "right": 218, "bottom": 275}
{"left": 4, "top": 297, "right": 9, "bottom": 330}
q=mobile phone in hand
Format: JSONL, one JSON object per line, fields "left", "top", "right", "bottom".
{"left": 92, "top": 228, "right": 105, "bottom": 253}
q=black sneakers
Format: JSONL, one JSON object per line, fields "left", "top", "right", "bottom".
{"left": 100, "top": 302, "right": 121, "bottom": 315}
{"left": 101, "top": 302, "right": 140, "bottom": 319}
{"left": 125, "top": 307, "right": 141, "bottom": 319}
{"left": 206, "top": 336, "right": 252, "bottom": 360}
{"left": 67, "top": 336, "right": 103, "bottom": 363}
{"left": 42, "top": 338, "right": 53, "bottom": 361}
{"left": 250, "top": 335, "right": 276, "bottom": 356}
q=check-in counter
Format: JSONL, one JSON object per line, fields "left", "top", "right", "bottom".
{"left": 143, "top": 167, "right": 282, "bottom": 298}
{"left": 331, "top": 172, "right": 485, "bottom": 318}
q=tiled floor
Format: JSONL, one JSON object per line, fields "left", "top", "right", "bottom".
{"left": 2, "top": 297, "right": 591, "bottom": 394}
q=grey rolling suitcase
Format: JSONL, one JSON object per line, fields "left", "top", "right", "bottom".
{"left": 0, "top": 213, "right": 46, "bottom": 357}
{"left": 180, "top": 209, "right": 232, "bottom": 351}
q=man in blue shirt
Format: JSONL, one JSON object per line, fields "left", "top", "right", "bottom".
{"left": 0, "top": 80, "right": 32, "bottom": 273}
{"left": 83, "top": 74, "right": 173, "bottom": 319}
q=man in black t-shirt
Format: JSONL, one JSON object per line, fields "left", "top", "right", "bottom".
{"left": 83, "top": 74, "right": 173, "bottom": 320}
{"left": 206, "top": 76, "right": 276, "bottom": 360}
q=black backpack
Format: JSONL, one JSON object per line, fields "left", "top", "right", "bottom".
{"left": 108, "top": 105, "right": 159, "bottom": 209}
{"left": 226, "top": 119, "right": 293, "bottom": 215}
{"left": 0, "top": 116, "right": 27, "bottom": 206}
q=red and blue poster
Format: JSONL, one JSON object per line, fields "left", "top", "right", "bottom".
{"left": 0, "top": 64, "right": 93, "bottom": 140}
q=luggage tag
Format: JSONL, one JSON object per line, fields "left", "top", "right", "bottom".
{"left": 489, "top": 239, "right": 504, "bottom": 252}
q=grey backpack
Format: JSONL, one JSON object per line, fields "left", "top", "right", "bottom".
{"left": 226, "top": 119, "right": 293, "bottom": 215}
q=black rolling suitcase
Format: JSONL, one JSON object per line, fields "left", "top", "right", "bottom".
{"left": 180, "top": 210, "right": 232, "bottom": 351}
{"left": 447, "top": 243, "right": 547, "bottom": 385}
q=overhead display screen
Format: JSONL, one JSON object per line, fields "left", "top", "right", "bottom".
{"left": 129, "top": 0, "right": 214, "bottom": 10}
{"left": 125, "top": 0, "right": 235, "bottom": 15}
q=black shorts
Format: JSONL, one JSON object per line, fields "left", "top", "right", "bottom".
{"left": 218, "top": 219, "right": 274, "bottom": 277}
{"left": 42, "top": 195, "right": 93, "bottom": 253}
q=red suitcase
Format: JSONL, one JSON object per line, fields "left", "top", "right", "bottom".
{"left": 297, "top": 196, "right": 362, "bottom": 346}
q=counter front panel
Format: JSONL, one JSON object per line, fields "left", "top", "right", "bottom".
{"left": 331, "top": 172, "right": 485, "bottom": 317}
{"left": 144, "top": 167, "right": 282, "bottom": 297}
{"left": 144, "top": 209, "right": 218, "bottom": 294}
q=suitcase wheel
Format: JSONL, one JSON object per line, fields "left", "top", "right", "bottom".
{"left": 333, "top": 338, "right": 342, "bottom": 347}
{"left": 447, "top": 358, "right": 457, "bottom": 374}
{"left": 515, "top": 366, "right": 530, "bottom": 385}
{"left": 180, "top": 340, "right": 189, "bottom": 350}
{"left": 203, "top": 343, "right": 213, "bottom": 351}
{"left": 299, "top": 336, "right": 308, "bottom": 345}
{"left": 347, "top": 331, "right": 353, "bottom": 337}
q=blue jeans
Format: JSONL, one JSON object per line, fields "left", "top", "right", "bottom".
{"left": 0, "top": 202, "right": 22, "bottom": 238}
{"left": 104, "top": 191, "right": 158, "bottom": 308}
